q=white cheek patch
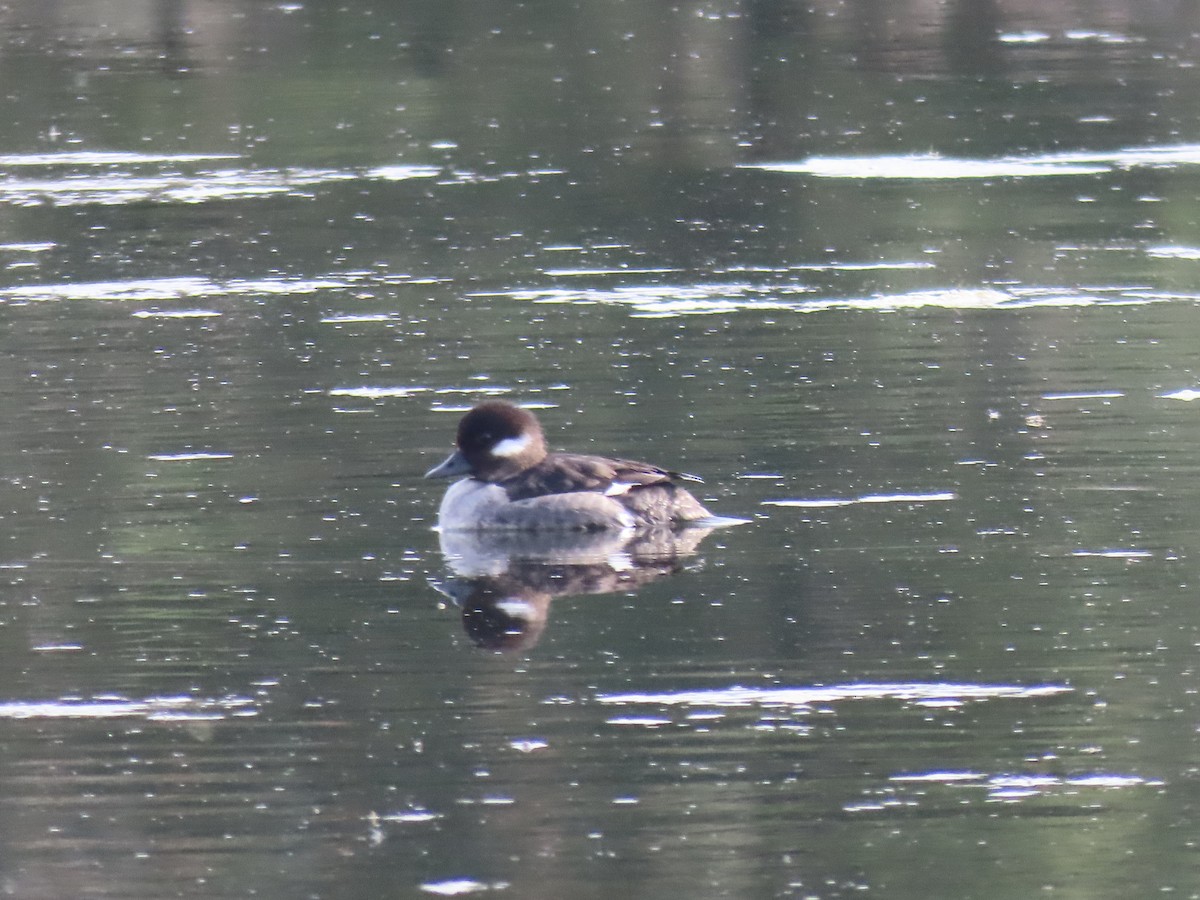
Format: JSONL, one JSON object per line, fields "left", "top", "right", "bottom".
{"left": 492, "top": 434, "right": 532, "bottom": 458}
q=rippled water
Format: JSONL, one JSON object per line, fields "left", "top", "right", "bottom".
{"left": 3, "top": 2, "right": 1200, "bottom": 898}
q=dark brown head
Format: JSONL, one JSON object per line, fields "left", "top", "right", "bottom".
{"left": 425, "top": 401, "right": 549, "bottom": 482}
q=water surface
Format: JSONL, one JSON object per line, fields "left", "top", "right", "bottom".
{"left": 2, "top": 2, "right": 1200, "bottom": 897}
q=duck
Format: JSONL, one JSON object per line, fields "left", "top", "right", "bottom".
{"left": 424, "top": 401, "right": 713, "bottom": 531}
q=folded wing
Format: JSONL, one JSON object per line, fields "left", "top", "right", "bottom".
{"left": 501, "top": 454, "right": 700, "bottom": 501}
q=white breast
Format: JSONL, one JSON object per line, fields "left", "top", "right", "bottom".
{"left": 437, "top": 479, "right": 511, "bottom": 530}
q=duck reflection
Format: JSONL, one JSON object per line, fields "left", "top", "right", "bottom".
{"left": 434, "top": 526, "right": 717, "bottom": 652}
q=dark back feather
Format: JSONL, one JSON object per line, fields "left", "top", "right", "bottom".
{"left": 500, "top": 453, "right": 685, "bottom": 501}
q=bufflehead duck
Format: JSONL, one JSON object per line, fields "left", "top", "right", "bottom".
{"left": 425, "top": 401, "right": 713, "bottom": 531}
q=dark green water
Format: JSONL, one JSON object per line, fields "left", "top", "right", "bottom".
{"left": 2, "top": 2, "right": 1200, "bottom": 897}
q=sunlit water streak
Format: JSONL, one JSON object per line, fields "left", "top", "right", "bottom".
{"left": 998, "top": 29, "right": 1135, "bottom": 45}
{"left": 745, "top": 157, "right": 1108, "bottom": 178}
{"left": 131, "top": 308, "right": 222, "bottom": 319}
{"left": 597, "top": 682, "right": 1071, "bottom": 709}
{"left": 483, "top": 283, "right": 1200, "bottom": 317}
{"left": 0, "top": 241, "right": 55, "bottom": 252}
{"left": 0, "top": 151, "right": 239, "bottom": 166}
{"left": 0, "top": 274, "right": 351, "bottom": 302}
{"left": 472, "top": 281, "right": 816, "bottom": 317}
{"left": 1071, "top": 549, "right": 1153, "bottom": 559}
{"left": 371, "top": 809, "right": 443, "bottom": 825}
{"left": 328, "top": 385, "right": 515, "bottom": 400}
{"left": 1041, "top": 391, "right": 1125, "bottom": 401}
{"left": 146, "top": 452, "right": 235, "bottom": 462}
{"left": 763, "top": 491, "right": 957, "bottom": 509}
{"left": 843, "top": 771, "right": 1163, "bottom": 809}
{"left": 320, "top": 313, "right": 403, "bottom": 324}
{"left": 7, "top": 271, "right": 1196, "bottom": 321}
{"left": 537, "top": 259, "right": 935, "bottom": 279}
{"left": 420, "top": 878, "right": 510, "bottom": 896}
{"left": 740, "top": 142, "right": 1200, "bottom": 179}
{"left": 1146, "top": 245, "right": 1200, "bottom": 260}
{"left": 0, "top": 155, "right": 440, "bottom": 206}
{"left": 542, "top": 267, "right": 680, "bottom": 277}
{"left": 0, "top": 695, "right": 256, "bottom": 720}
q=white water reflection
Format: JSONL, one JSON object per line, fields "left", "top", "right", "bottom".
{"left": 130, "top": 308, "right": 222, "bottom": 319}
{"left": 1071, "top": 549, "right": 1153, "bottom": 559}
{"left": 0, "top": 155, "right": 440, "bottom": 206}
{"left": 997, "top": 30, "right": 1053, "bottom": 44}
{"left": 8, "top": 270, "right": 1193, "bottom": 320}
{"left": 0, "top": 695, "right": 256, "bottom": 720}
{"left": 998, "top": 29, "right": 1135, "bottom": 45}
{"left": 741, "top": 142, "right": 1200, "bottom": 179}
{"left": 328, "top": 385, "right": 515, "bottom": 400}
{"left": 146, "top": 451, "right": 235, "bottom": 461}
{"left": 0, "top": 242, "right": 55, "bottom": 252}
{"left": 597, "top": 682, "right": 1071, "bottom": 709}
{"left": 872, "top": 771, "right": 1161, "bottom": 806}
{"left": 475, "top": 281, "right": 816, "bottom": 317}
{"left": 1148, "top": 245, "right": 1200, "bottom": 260}
{"left": 320, "top": 313, "right": 403, "bottom": 324}
{"left": 0, "top": 274, "right": 351, "bottom": 302}
{"left": 1041, "top": 390, "right": 1125, "bottom": 401}
{"left": 744, "top": 155, "right": 1108, "bottom": 179}
{"left": 489, "top": 283, "right": 1200, "bottom": 317}
{"left": 763, "top": 491, "right": 957, "bottom": 509}
{"left": 420, "top": 878, "right": 509, "bottom": 896}
{"left": 542, "top": 261, "right": 935, "bottom": 278}
{"left": 0, "top": 151, "right": 238, "bottom": 166}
